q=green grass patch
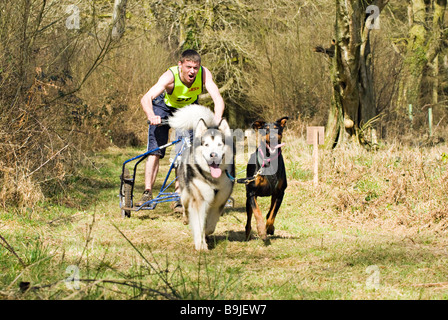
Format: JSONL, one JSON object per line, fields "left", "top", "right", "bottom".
{"left": 1, "top": 144, "right": 448, "bottom": 300}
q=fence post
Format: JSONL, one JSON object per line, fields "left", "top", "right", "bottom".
{"left": 307, "top": 127, "right": 324, "bottom": 187}
{"left": 428, "top": 107, "right": 433, "bottom": 137}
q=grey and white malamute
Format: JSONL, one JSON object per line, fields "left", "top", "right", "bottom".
{"left": 169, "top": 104, "right": 235, "bottom": 251}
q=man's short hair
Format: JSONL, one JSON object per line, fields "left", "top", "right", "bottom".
{"left": 180, "top": 49, "right": 201, "bottom": 64}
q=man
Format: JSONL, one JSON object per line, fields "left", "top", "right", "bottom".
{"left": 138, "top": 49, "right": 225, "bottom": 210}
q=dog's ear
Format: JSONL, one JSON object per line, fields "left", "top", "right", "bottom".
{"left": 252, "top": 120, "right": 265, "bottom": 130}
{"left": 218, "top": 118, "right": 233, "bottom": 148}
{"left": 276, "top": 116, "right": 289, "bottom": 128}
{"left": 195, "top": 118, "right": 208, "bottom": 136}
{"left": 218, "top": 118, "right": 231, "bottom": 135}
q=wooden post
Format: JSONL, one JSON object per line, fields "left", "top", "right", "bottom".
{"left": 307, "top": 127, "right": 325, "bottom": 186}
{"left": 408, "top": 104, "right": 413, "bottom": 129}
{"left": 313, "top": 131, "right": 319, "bottom": 185}
{"left": 428, "top": 107, "right": 433, "bottom": 137}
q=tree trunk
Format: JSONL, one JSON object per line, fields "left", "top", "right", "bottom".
{"left": 397, "top": 0, "right": 428, "bottom": 110}
{"left": 397, "top": 0, "right": 446, "bottom": 115}
{"left": 325, "top": 0, "right": 387, "bottom": 148}
{"left": 112, "top": 0, "right": 128, "bottom": 41}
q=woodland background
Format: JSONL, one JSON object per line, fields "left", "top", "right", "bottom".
{"left": 1, "top": 0, "right": 448, "bottom": 209}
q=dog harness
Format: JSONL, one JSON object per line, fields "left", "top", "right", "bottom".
{"left": 235, "top": 142, "right": 285, "bottom": 185}
{"left": 164, "top": 66, "right": 203, "bottom": 108}
{"left": 257, "top": 143, "right": 285, "bottom": 168}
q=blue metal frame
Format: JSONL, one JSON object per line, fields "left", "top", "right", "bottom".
{"left": 119, "top": 136, "right": 187, "bottom": 212}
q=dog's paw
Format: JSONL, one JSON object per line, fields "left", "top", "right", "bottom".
{"left": 182, "top": 212, "right": 189, "bottom": 225}
{"left": 194, "top": 243, "right": 209, "bottom": 251}
{"left": 258, "top": 232, "right": 267, "bottom": 241}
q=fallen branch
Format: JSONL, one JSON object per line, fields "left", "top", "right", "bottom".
{"left": 112, "top": 223, "right": 181, "bottom": 299}
{"left": 0, "top": 234, "right": 27, "bottom": 268}
{"left": 412, "top": 282, "right": 448, "bottom": 288}
{"left": 25, "top": 144, "right": 69, "bottom": 178}
{"left": 19, "top": 278, "right": 178, "bottom": 300}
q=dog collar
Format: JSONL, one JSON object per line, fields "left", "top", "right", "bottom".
{"left": 257, "top": 143, "right": 285, "bottom": 168}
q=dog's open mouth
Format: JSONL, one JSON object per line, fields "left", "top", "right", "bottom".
{"left": 209, "top": 162, "right": 222, "bottom": 178}
{"left": 267, "top": 142, "right": 286, "bottom": 153}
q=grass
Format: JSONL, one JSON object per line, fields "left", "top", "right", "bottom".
{"left": 1, "top": 136, "right": 448, "bottom": 300}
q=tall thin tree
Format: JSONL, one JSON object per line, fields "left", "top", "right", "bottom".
{"left": 325, "top": 0, "right": 389, "bottom": 148}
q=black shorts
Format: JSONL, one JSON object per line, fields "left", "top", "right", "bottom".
{"left": 146, "top": 93, "right": 193, "bottom": 159}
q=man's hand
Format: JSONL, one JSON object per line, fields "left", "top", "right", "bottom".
{"left": 141, "top": 70, "right": 175, "bottom": 126}
{"left": 148, "top": 115, "right": 162, "bottom": 125}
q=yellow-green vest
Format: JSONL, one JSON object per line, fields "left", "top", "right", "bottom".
{"left": 164, "top": 66, "right": 203, "bottom": 108}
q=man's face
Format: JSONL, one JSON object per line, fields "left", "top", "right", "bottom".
{"left": 178, "top": 60, "right": 200, "bottom": 86}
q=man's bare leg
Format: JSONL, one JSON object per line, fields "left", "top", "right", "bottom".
{"left": 145, "top": 154, "right": 160, "bottom": 191}
{"left": 137, "top": 154, "right": 159, "bottom": 206}
{"left": 174, "top": 168, "right": 179, "bottom": 193}
{"left": 173, "top": 168, "right": 183, "bottom": 214}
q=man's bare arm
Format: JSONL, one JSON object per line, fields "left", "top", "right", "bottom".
{"left": 141, "top": 70, "right": 174, "bottom": 125}
{"left": 203, "top": 67, "right": 225, "bottom": 124}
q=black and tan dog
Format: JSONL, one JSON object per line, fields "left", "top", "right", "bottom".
{"left": 243, "top": 116, "right": 289, "bottom": 241}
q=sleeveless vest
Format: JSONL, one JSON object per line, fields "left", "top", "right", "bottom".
{"left": 164, "top": 66, "right": 203, "bottom": 108}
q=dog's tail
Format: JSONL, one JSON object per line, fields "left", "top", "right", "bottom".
{"left": 168, "top": 104, "right": 216, "bottom": 130}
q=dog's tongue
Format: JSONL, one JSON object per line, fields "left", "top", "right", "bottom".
{"left": 269, "top": 142, "right": 286, "bottom": 153}
{"left": 209, "top": 163, "right": 222, "bottom": 178}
